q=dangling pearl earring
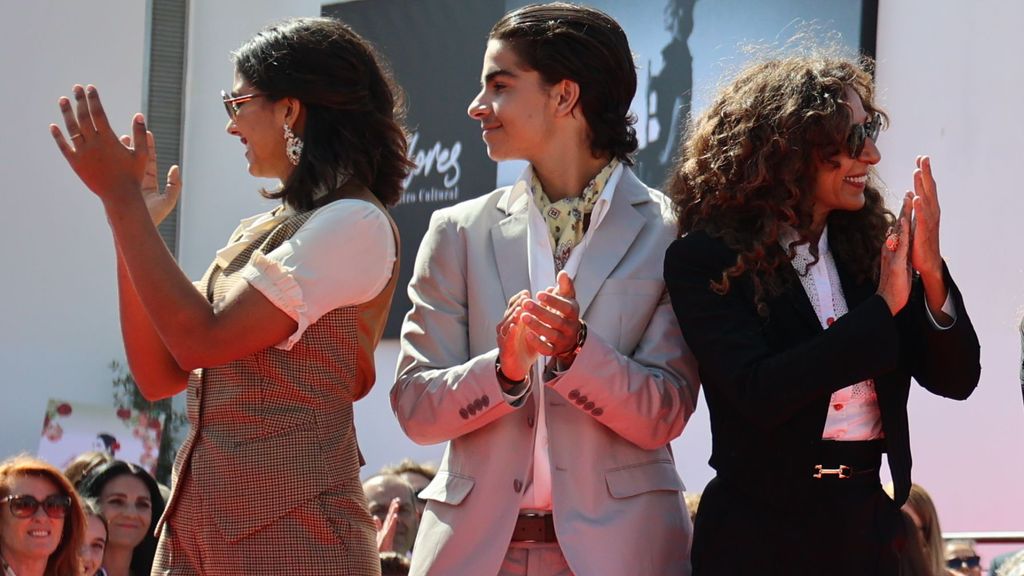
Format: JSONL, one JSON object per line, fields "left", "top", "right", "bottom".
{"left": 283, "top": 123, "right": 303, "bottom": 166}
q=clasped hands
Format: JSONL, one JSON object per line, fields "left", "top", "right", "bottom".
{"left": 876, "top": 156, "right": 947, "bottom": 317}
{"left": 496, "top": 271, "right": 584, "bottom": 382}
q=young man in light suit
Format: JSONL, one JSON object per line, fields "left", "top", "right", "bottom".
{"left": 392, "top": 4, "right": 701, "bottom": 575}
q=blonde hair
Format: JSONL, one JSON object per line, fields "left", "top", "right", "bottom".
{"left": 886, "top": 482, "right": 946, "bottom": 576}
{"left": 62, "top": 451, "right": 113, "bottom": 489}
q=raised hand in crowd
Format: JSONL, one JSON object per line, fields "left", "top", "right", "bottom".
{"left": 374, "top": 497, "right": 401, "bottom": 553}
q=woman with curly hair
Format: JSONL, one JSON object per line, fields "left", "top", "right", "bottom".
{"left": 50, "top": 16, "right": 411, "bottom": 575}
{"left": 663, "top": 53, "right": 981, "bottom": 575}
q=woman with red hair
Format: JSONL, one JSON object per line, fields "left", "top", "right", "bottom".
{"left": 0, "top": 455, "right": 86, "bottom": 576}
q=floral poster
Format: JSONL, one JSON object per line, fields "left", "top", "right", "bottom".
{"left": 37, "top": 398, "right": 164, "bottom": 477}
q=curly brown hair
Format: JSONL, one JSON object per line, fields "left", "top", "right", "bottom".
{"left": 668, "top": 53, "right": 893, "bottom": 315}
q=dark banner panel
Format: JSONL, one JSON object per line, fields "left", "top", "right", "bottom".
{"left": 324, "top": 0, "right": 505, "bottom": 338}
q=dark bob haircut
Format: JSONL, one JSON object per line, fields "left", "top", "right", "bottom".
{"left": 490, "top": 3, "right": 639, "bottom": 164}
{"left": 233, "top": 17, "right": 415, "bottom": 210}
{"left": 78, "top": 460, "right": 166, "bottom": 576}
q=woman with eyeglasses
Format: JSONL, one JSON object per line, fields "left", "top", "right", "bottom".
{"left": 663, "top": 51, "right": 981, "bottom": 575}
{"left": 76, "top": 462, "right": 162, "bottom": 576}
{"left": 49, "top": 16, "right": 411, "bottom": 575}
{"left": 944, "top": 540, "right": 983, "bottom": 576}
{"left": 0, "top": 455, "right": 86, "bottom": 576}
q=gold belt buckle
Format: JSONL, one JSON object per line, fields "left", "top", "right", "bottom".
{"left": 813, "top": 464, "right": 851, "bottom": 479}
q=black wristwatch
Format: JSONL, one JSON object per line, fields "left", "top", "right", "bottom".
{"left": 495, "top": 358, "right": 527, "bottom": 393}
{"left": 558, "top": 320, "right": 588, "bottom": 361}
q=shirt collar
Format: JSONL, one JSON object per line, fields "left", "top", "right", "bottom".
{"left": 780, "top": 224, "right": 830, "bottom": 256}
{"left": 503, "top": 161, "right": 623, "bottom": 216}
{"left": 214, "top": 203, "right": 296, "bottom": 268}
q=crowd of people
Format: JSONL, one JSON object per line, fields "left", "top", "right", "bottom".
{"left": 2, "top": 451, "right": 1015, "bottom": 575}
{"left": 0, "top": 452, "right": 164, "bottom": 576}
{"left": 22, "top": 0, "right": 998, "bottom": 574}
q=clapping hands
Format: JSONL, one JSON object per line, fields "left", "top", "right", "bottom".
{"left": 496, "top": 271, "right": 585, "bottom": 380}
{"left": 876, "top": 156, "right": 945, "bottom": 315}
{"left": 51, "top": 84, "right": 181, "bottom": 224}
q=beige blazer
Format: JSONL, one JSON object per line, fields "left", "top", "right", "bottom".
{"left": 392, "top": 168, "right": 700, "bottom": 576}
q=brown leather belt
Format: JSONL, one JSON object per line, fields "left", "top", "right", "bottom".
{"left": 511, "top": 513, "right": 557, "bottom": 543}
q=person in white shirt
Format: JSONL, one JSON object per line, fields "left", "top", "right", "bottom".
{"left": 392, "top": 4, "right": 700, "bottom": 576}
{"left": 663, "top": 52, "right": 980, "bottom": 575}
{"left": 50, "top": 17, "right": 413, "bottom": 575}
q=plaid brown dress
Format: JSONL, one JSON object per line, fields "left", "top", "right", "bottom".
{"left": 153, "top": 202, "right": 398, "bottom": 576}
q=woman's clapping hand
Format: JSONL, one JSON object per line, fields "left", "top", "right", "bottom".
{"left": 50, "top": 84, "right": 149, "bottom": 204}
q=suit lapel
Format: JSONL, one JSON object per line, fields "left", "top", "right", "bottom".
{"left": 831, "top": 235, "right": 875, "bottom": 308}
{"left": 574, "top": 170, "right": 647, "bottom": 318}
{"left": 491, "top": 189, "right": 531, "bottom": 305}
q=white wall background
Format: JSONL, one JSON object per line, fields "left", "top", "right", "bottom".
{"left": 0, "top": 0, "right": 147, "bottom": 459}
{"left": 2, "top": 0, "right": 1020, "bottom": 555}
{"left": 872, "top": 0, "right": 1024, "bottom": 543}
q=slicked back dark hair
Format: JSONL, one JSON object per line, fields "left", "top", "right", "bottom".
{"left": 490, "top": 2, "right": 638, "bottom": 164}
{"left": 233, "top": 17, "right": 414, "bottom": 210}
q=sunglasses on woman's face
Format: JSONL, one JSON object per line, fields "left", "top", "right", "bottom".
{"left": 847, "top": 112, "right": 882, "bottom": 159}
{"left": 221, "top": 90, "right": 264, "bottom": 121}
{"left": 946, "top": 555, "right": 981, "bottom": 570}
{"left": 2, "top": 494, "right": 72, "bottom": 519}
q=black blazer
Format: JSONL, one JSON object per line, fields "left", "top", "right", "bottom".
{"left": 664, "top": 229, "right": 980, "bottom": 508}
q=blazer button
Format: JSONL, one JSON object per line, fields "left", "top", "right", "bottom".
{"left": 568, "top": 389, "right": 581, "bottom": 400}
{"left": 592, "top": 407, "right": 604, "bottom": 417}
{"left": 575, "top": 395, "right": 588, "bottom": 405}
{"left": 527, "top": 416, "right": 535, "bottom": 428}
{"left": 513, "top": 479, "right": 523, "bottom": 493}
{"left": 468, "top": 404, "right": 478, "bottom": 416}
{"left": 473, "top": 398, "right": 484, "bottom": 411}
{"left": 459, "top": 408, "right": 469, "bottom": 420}
{"left": 583, "top": 401, "right": 595, "bottom": 411}
{"left": 481, "top": 395, "right": 490, "bottom": 407}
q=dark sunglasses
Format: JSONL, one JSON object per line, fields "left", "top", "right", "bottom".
{"left": 2, "top": 494, "right": 72, "bottom": 519}
{"left": 847, "top": 112, "right": 882, "bottom": 159}
{"left": 946, "top": 555, "right": 981, "bottom": 570}
{"left": 221, "top": 90, "right": 264, "bottom": 120}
